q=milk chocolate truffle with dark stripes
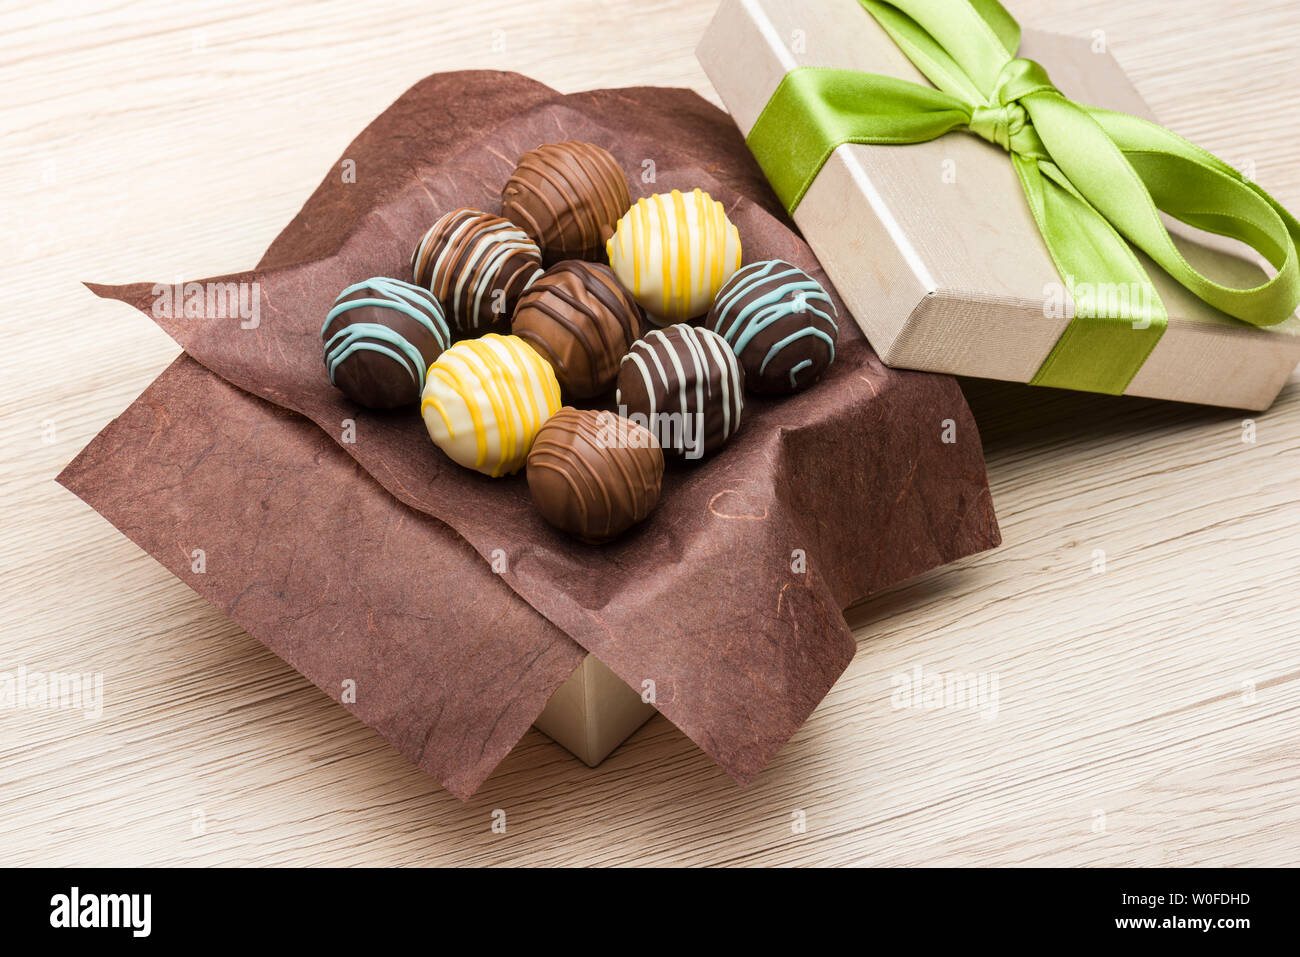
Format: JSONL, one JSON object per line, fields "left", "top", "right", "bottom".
{"left": 502, "top": 142, "right": 632, "bottom": 264}
{"left": 411, "top": 208, "right": 543, "bottom": 338}
{"left": 512, "top": 261, "right": 646, "bottom": 398}
{"left": 615, "top": 324, "right": 744, "bottom": 460}
{"left": 527, "top": 408, "right": 664, "bottom": 544}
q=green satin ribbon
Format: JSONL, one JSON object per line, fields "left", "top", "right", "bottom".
{"left": 745, "top": 0, "right": 1300, "bottom": 394}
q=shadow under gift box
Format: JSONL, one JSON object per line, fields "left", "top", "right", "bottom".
{"left": 698, "top": 0, "right": 1300, "bottom": 410}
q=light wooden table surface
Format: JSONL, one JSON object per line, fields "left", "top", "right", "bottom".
{"left": 4, "top": 0, "right": 1298, "bottom": 867}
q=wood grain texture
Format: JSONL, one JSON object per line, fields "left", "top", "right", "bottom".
{"left": 3, "top": 0, "right": 1298, "bottom": 866}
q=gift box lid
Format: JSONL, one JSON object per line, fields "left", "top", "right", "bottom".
{"left": 698, "top": 0, "right": 1300, "bottom": 410}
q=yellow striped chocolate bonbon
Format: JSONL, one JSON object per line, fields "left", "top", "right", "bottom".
{"left": 606, "top": 188, "right": 742, "bottom": 325}
{"left": 420, "top": 333, "right": 562, "bottom": 477}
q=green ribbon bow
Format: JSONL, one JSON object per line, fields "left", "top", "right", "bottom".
{"left": 745, "top": 0, "right": 1300, "bottom": 394}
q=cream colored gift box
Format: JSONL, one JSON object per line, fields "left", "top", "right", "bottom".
{"left": 534, "top": 655, "right": 655, "bottom": 766}
{"left": 697, "top": 0, "right": 1300, "bottom": 410}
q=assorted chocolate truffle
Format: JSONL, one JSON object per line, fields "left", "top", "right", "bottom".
{"left": 527, "top": 407, "right": 664, "bottom": 543}
{"left": 512, "top": 261, "right": 646, "bottom": 398}
{"left": 421, "top": 333, "right": 561, "bottom": 477}
{"left": 706, "top": 259, "right": 839, "bottom": 395}
{"left": 606, "top": 188, "right": 742, "bottom": 325}
{"left": 616, "top": 324, "right": 744, "bottom": 460}
{"left": 321, "top": 277, "right": 451, "bottom": 409}
{"left": 316, "top": 144, "right": 835, "bottom": 540}
{"left": 411, "top": 208, "right": 542, "bottom": 337}
{"left": 502, "top": 142, "right": 631, "bottom": 264}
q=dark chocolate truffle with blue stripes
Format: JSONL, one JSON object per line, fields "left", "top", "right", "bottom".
{"left": 705, "top": 259, "right": 838, "bottom": 395}
{"left": 322, "top": 277, "right": 451, "bottom": 409}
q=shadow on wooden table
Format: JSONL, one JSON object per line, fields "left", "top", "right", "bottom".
{"left": 841, "top": 373, "right": 1296, "bottom": 638}
{"left": 958, "top": 375, "right": 1267, "bottom": 452}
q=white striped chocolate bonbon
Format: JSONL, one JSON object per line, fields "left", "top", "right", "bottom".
{"left": 615, "top": 324, "right": 743, "bottom": 460}
{"left": 411, "top": 208, "right": 542, "bottom": 337}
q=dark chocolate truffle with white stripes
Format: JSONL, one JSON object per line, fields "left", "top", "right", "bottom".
{"left": 411, "top": 208, "right": 543, "bottom": 338}
{"left": 321, "top": 277, "right": 451, "bottom": 409}
{"left": 705, "top": 259, "right": 838, "bottom": 395}
{"left": 615, "top": 324, "right": 743, "bottom": 460}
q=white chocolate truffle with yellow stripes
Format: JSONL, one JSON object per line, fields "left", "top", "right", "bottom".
{"left": 606, "top": 188, "right": 742, "bottom": 325}
{"left": 421, "top": 334, "right": 561, "bottom": 477}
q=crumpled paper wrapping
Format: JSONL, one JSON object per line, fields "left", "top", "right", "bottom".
{"left": 59, "top": 71, "right": 1000, "bottom": 798}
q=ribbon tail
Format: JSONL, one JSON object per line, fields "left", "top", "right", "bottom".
{"left": 1087, "top": 107, "right": 1300, "bottom": 326}
{"left": 1014, "top": 155, "right": 1167, "bottom": 394}
{"left": 746, "top": 67, "right": 971, "bottom": 212}
{"left": 1026, "top": 95, "right": 1300, "bottom": 327}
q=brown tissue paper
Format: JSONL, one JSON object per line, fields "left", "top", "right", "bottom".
{"left": 59, "top": 71, "right": 1000, "bottom": 798}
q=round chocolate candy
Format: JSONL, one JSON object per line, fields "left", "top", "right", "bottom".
{"left": 512, "top": 261, "right": 646, "bottom": 399}
{"left": 411, "top": 208, "right": 543, "bottom": 338}
{"left": 527, "top": 407, "right": 664, "bottom": 543}
{"left": 705, "top": 259, "right": 839, "bottom": 395}
{"left": 502, "top": 142, "right": 631, "bottom": 264}
{"left": 321, "top": 277, "right": 451, "bottom": 409}
{"left": 606, "top": 188, "right": 742, "bottom": 325}
{"left": 615, "top": 324, "right": 744, "bottom": 460}
{"left": 420, "top": 333, "right": 561, "bottom": 477}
